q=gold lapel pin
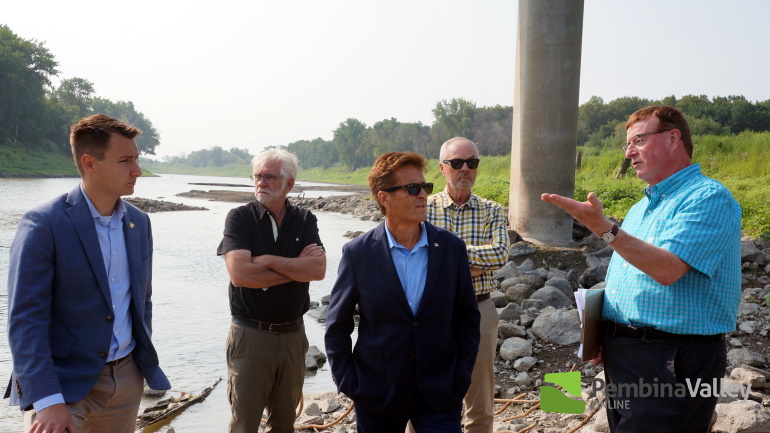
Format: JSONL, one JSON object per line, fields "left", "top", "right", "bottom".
{"left": 129, "top": 222, "right": 135, "bottom": 229}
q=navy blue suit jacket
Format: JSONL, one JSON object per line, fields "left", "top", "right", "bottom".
{"left": 5, "top": 185, "right": 170, "bottom": 409}
{"left": 324, "top": 221, "right": 480, "bottom": 416}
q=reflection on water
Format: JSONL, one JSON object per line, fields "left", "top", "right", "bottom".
{"left": 0, "top": 175, "right": 375, "bottom": 432}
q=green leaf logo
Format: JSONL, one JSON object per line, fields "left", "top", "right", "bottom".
{"left": 540, "top": 371, "right": 586, "bottom": 414}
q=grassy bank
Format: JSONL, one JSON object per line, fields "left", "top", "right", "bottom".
{"left": 0, "top": 147, "right": 79, "bottom": 177}
{"left": 0, "top": 147, "right": 157, "bottom": 177}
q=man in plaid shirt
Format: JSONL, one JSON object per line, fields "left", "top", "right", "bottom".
{"left": 427, "top": 137, "right": 511, "bottom": 433}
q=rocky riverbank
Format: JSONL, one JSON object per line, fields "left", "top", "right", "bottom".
{"left": 152, "top": 189, "right": 770, "bottom": 432}
{"left": 299, "top": 221, "right": 770, "bottom": 433}
{"left": 124, "top": 197, "right": 208, "bottom": 212}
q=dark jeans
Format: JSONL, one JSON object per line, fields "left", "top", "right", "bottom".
{"left": 354, "top": 387, "right": 463, "bottom": 433}
{"left": 603, "top": 335, "right": 726, "bottom": 433}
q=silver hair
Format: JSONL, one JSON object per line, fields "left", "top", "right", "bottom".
{"left": 251, "top": 148, "right": 299, "bottom": 179}
{"left": 439, "top": 137, "right": 479, "bottom": 161}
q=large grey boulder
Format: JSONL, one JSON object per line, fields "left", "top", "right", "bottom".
{"left": 490, "top": 290, "right": 510, "bottom": 308}
{"left": 509, "top": 242, "right": 536, "bottom": 260}
{"left": 521, "top": 299, "right": 544, "bottom": 310}
{"left": 517, "top": 258, "right": 535, "bottom": 272}
{"left": 502, "top": 274, "right": 544, "bottom": 303}
{"left": 499, "top": 337, "right": 533, "bottom": 361}
{"left": 307, "top": 304, "right": 328, "bottom": 322}
{"left": 727, "top": 348, "right": 766, "bottom": 368}
{"left": 494, "top": 261, "right": 519, "bottom": 281}
{"left": 739, "top": 321, "right": 759, "bottom": 334}
{"left": 544, "top": 277, "right": 573, "bottom": 299}
{"left": 531, "top": 309, "right": 581, "bottom": 345}
{"left": 730, "top": 367, "right": 767, "bottom": 390}
{"left": 498, "top": 321, "right": 527, "bottom": 339}
{"left": 741, "top": 240, "right": 764, "bottom": 264}
{"left": 305, "top": 346, "right": 327, "bottom": 369}
{"left": 513, "top": 356, "right": 538, "bottom": 371}
{"left": 547, "top": 267, "right": 568, "bottom": 280}
{"left": 580, "top": 247, "right": 613, "bottom": 288}
{"left": 498, "top": 302, "right": 523, "bottom": 322}
{"left": 520, "top": 267, "right": 549, "bottom": 281}
{"left": 712, "top": 400, "right": 770, "bottom": 433}
{"left": 530, "top": 286, "right": 573, "bottom": 308}
{"left": 739, "top": 302, "right": 761, "bottom": 316}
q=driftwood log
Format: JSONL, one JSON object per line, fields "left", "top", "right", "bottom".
{"left": 136, "top": 378, "right": 222, "bottom": 429}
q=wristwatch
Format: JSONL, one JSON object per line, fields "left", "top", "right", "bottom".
{"left": 601, "top": 224, "right": 619, "bottom": 244}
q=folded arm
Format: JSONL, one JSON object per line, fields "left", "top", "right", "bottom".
{"left": 225, "top": 243, "right": 326, "bottom": 288}
{"left": 467, "top": 205, "right": 510, "bottom": 275}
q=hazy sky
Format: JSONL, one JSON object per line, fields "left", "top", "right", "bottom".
{"left": 4, "top": 0, "right": 769, "bottom": 159}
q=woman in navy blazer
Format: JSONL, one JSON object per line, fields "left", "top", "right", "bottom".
{"left": 325, "top": 152, "right": 480, "bottom": 433}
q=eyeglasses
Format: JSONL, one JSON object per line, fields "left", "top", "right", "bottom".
{"left": 250, "top": 173, "right": 284, "bottom": 184}
{"left": 623, "top": 130, "right": 671, "bottom": 151}
{"left": 383, "top": 182, "right": 434, "bottom": 196}
{"left": 441, "top": 158, "right": 480, "bottom": 169}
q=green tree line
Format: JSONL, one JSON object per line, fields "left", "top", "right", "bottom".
{"left": 287, "top": 93, "right": 770, "bottom": 170}
{"left": 0, "top": 25, "right": 160, "bottom": 158}
{"left": 152, "top": 92, "right": 770, "bottom": 173}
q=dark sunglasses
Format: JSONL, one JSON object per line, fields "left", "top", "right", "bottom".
{"left": 383, "top": 182, "right": 434, "bottom": 196}
{"left": 442, "top": 158, "right": 480, "bottom": 169}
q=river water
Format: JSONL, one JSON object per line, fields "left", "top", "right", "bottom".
{"left": 0, "top": 174, "right": 376, "bottom": 432}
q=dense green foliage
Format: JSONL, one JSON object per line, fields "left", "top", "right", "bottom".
{"left": 295, "top": 131, "right": 770, "bottom": 237}
{"left": 0, "top": 25, "right": 160, "bottom": 164}
{"left": 286, "top": 100, "right": 513, "bottom": 170}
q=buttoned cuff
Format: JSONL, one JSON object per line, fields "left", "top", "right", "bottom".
{"left": 32, "top": 393, "right": 65, "bottom": 413}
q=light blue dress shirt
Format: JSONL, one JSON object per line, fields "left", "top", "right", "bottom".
{"left": 33, "top": 185, "right": 135, "bottom": 412}
{"left": 384, "top": 221, "right": 429, "bottom": 316}
{"left": 603, "top": 164, "right": 742, "bottom": 335}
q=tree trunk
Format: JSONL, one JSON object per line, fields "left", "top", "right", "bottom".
{"left": 615, "top": 157, "right": 631, "bottom": 179}
{"left": 14, "top": 98, "right": 21, "bottom": 146}
{"left": 575, "top": 151, "right": 582, "bottom": 170}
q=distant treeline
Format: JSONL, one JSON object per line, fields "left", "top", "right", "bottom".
{"left": 0, "top": 25, "right": 160, "bottom": 157}
{"left": 155, "top": 94, "right": 770, "bottom": 171}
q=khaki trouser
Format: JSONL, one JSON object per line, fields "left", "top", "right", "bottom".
{"left": 227, "top": 321, "right": 309, "bottom": 433}
{"left": 462, "top": 298, "right": 498, "bottom": 433}
{"left": 406, "top": 297, "right": 498, "bottom": 433}
{"left": 24, "top": 355, "right": 143, "bottom": 433}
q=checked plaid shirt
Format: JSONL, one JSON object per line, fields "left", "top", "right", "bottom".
{"left": 427, "top": 188, "right": 510, "bottom": 295}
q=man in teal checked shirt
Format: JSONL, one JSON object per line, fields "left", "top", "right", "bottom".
{"left": 542, "top": 105, "right": 741, "bottom": 433}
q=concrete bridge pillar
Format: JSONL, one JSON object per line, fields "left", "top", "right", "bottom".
{"left": 509, "top": 0, "right": 584, "bottom": 245}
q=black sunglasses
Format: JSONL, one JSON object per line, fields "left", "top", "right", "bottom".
{"left": 383, "top": 182, "right": 434, "bottom": 196}
{"left": 442, "top": 158, "right": 480, "bottom": 169}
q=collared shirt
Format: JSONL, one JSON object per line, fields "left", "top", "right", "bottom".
{"left": 34, "top": 185, "right": 135, "bottom": 412}
{"left": 80, "top": 184, "right": 134, "bottom": 360}
{"left": 217, "top": 199, "right": 322, "bottom": 323}
{"left": 427, "top": 188, "right": 510, "bottom": 295}
{"left": 384, "top": 221, "right": 429, "bottom": 315}
{"left": 603, "top": 164, "right": 742, "bottom": 335}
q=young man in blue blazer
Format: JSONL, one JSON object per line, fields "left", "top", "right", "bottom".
{"left": 6, "top": 115, "right": 170, "bottom": 433}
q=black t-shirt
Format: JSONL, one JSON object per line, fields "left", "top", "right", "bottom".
{"left": 217, "top": 200, "right": 323, "bottom": 323}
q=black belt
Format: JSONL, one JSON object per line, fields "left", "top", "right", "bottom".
{"left": 605, "top": 321, "right": 724, "bottom": 342}
{"left": 233, "top": 316, "right": 303, "bottom": 333}
{"left": 476, "top": 292, "right": 491, "bottom": 303}
{"left": 105, "top": 354, "right": 130, "bottom": 366}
